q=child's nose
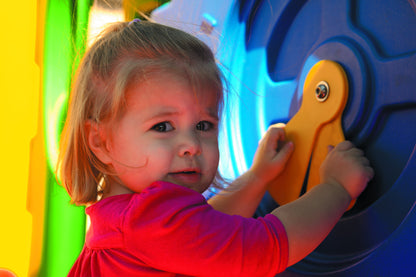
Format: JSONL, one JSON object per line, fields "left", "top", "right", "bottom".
{"left": 178, "top": 131, "right": 202, "bottom": 157}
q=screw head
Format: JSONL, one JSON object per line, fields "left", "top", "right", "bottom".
{"left": 315, "top": 81, "right": 329, "bottom": 102}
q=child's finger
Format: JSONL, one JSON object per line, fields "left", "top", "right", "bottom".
{"left": 366, "top": 166, "right": 375, "bottom": 181}
{"left": 269, "top": 125, "right": 286, "bottom": 141}
{"left": 275, "top": 141, "right": 294, "bottom": 163}
{"left": 361, "top": 157, "right": 371, "bottom": 166}
{"left": 264, "top": 125, "right": 287, "bottom": 151}
{"left": 270, "top": 122, "right": 286, "bottom": 129}
{"left": 347, "top": 147, "right": 364, "bottom": 157}
{"left": 336, "top": 140, "right": 355, "bottom": 151}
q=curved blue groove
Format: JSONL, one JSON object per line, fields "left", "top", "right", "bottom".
{"left": 357, "top": 53, "right": 416, "bottom": 144}
{"left": 262, "top": 79, "right": 298, "bottom": 127}
{"left": 245, "top": 0, "right": 308, "bottom": 51}
{"left": 350, "top": 0, "right": 416, "bottom": 59}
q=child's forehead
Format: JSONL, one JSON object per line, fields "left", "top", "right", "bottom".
{"left": 125, "top": 73, "right": 221, "bottom": 111}
{"left": 128, "top": 72, "right": 220, "bottom": 100}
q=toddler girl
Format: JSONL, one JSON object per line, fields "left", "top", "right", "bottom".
{"left": 58, "top": 20, "right": 373, "bottom": 277}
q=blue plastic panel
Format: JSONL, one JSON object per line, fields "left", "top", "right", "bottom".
{"left": 154, "top": 0, "right": 416, "bottom": 275}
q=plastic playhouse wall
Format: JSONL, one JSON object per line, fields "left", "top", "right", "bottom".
{"left": 1, "top": 0, "right": 415, "bottom": 276}
{"left": 1, "top": 0, "right": 90, "bottom": 276}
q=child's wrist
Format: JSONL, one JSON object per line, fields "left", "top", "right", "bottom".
{"left": 246, "top": 169, "right": 268, "bottom": 188}
{"left": 322, "top": 180, "right": 352, "bottom": 206}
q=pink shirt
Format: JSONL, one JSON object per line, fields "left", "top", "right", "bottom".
{"left": 68, "top": 181, "right": 288, "bottom": 276}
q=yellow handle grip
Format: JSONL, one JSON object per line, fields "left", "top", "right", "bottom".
{"left": 268, "top": 60, "right": 352, "bottom": 208}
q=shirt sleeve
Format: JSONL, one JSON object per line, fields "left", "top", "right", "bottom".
{"left": 123, "top": 181, "right": 288, "bottom": 277}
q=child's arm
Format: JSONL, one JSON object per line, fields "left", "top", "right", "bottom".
{"left": 208, "top": 125, "right": 293, "bottom": 217}
{"left": 272, "top": 141, "right": 374, "bottom": 266}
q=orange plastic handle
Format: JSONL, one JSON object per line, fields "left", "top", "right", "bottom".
{"left": 267, "top": 60, "right": 351, "bottom": 206}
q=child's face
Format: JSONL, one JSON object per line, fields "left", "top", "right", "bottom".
{"left": 104, "top": 73, "right": 220, "bottom": 195}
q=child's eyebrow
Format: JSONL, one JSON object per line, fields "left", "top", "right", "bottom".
{"left": 144, "top": 109, "right": 181, "bottom": 121}
{"left": 144, "top": 107, "right": 219, "bottom": 122}
{"left": 206, "top": 108, "right": 220, "bottom": 121}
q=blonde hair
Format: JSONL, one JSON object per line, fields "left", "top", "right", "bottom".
{"left": 57, "top": 21, "right": 224, "bottom": 205}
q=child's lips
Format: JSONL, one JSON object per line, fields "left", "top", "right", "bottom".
{"left": 168, "top": 170, "right": 202, "bottom": 184}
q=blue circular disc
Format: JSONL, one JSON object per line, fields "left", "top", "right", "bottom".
{"left": 219, "top": 0, "right": 416, "bottom": 274}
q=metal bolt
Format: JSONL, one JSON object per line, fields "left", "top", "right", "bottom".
{"left": 315, "top": 81, "right": 329, "bottom": 102}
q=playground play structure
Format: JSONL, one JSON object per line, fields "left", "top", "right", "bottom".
{"left": 1, "top": 0, "right": 415, "bottom": 276}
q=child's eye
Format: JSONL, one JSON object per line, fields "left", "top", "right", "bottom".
{"left": 196, "top": 121, "right": 214, "bottom": 131}
{"left": 151, "top": 122, "right": 174, "bottom": 132}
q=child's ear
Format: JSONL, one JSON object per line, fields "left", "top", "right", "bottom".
{"left": 85, "top": 120, "right": 112, "bottom": 165}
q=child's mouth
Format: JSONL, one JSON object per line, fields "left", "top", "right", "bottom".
{"left": 169, "top": 170, "right": 201, "bottom": 185}
{"left": 177, "top": 171, "right": 197, "bottom": 174}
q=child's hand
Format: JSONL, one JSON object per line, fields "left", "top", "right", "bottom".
{"left": 249, "top": 124, "right": 294, "bottom": 185}
{"left": 320, "top": 141, "right": 374, "bottom": 200}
